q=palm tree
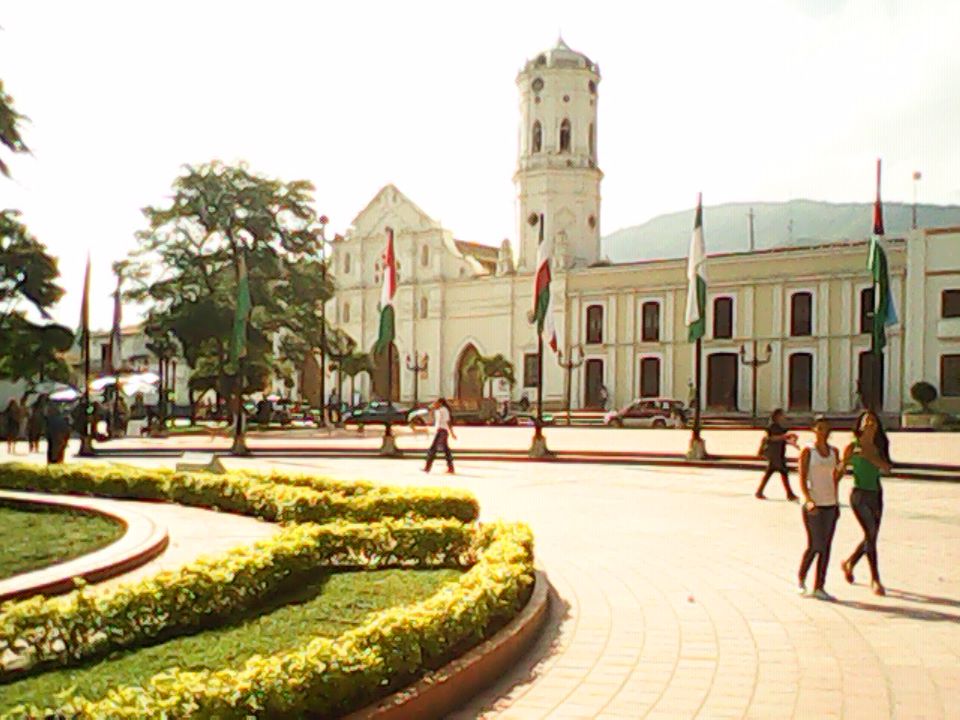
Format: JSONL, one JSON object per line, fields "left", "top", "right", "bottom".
{"left": 466, "top": 353, "right": 516, "bottom": 399}
{"left": 335, "top": 351, "right": 374, "bottom": 408}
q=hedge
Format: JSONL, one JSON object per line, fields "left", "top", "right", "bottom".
{"left": 0, "top": 519, "right": 477, "bottom": 677}
{"left": 0, "top": 463, "right": 479, "bottom": 523}
{"left": 5, "top": 522, "right": 534, "bottom": 718}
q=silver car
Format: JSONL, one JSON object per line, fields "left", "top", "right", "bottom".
{"left": 603, "top": 398, "right": 687, "bottom": 428}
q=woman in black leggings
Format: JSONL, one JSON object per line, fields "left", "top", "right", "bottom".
{"left": 756, "top": 409, "right": 799, "bottom": 501}
{"left": 840, "top": 410, "right": 892, "bottom": 596}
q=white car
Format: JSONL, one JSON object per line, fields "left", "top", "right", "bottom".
{"left": 603, "top": 398, "right": 687, "bottom": 428}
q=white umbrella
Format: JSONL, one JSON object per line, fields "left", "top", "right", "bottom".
{"left": 90, "top": 376, "right": 118, "bottom": 391}
{"left": 50, "top": 388, "right": 80, "bottom": 401}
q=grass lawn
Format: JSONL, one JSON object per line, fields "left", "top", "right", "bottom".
{"left": 0, "top": 504, "right": 125, "bottom": 581}
{"left": 0, "top": 568, "right": 462, "bottom": 711}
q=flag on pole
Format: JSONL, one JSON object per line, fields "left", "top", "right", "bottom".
{"left": 79, "top": 254, "right": 91, "bottom": 366}
{"left": 107, "top": 274, "right": 122, "bottom": 374}
{"left": 229, "top": 252, "right": 252, "bottom": 368}
{"left": 869, "top": 159, "right": 897, "bottom": 353}
{"left": 685, "top": 194, "right": 707, "bottom": 342}
{"left": 532, "top": 213, "right": 558, "bottom": 352}
{"left": 375, "top": 227, "right": 397, "bottom": 354}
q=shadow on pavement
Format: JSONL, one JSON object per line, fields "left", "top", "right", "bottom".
{"left": 449, "top": 582, "right": 572, "bottom": 718}
{"left": 835, "top": 598, "right": 960, "bottom": 623}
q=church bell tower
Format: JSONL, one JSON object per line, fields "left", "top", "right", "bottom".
{"left": 515, "top": 38, "right": 602, "bottom": 272}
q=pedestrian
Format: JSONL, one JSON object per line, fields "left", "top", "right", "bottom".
{"left": 755, "top": 408, "right": 799, "bottom": 501}
{"left": 423, "top": 397, "right": 456, "bottom": 474}
{"left": 327, "top": 389, "right": 340, "bottom": 424}
{"left": 45, "top": 403, "right": 69, "bottom": 464}
{"left": 797, "top": 415, "right": 843, "bottom": 600}
{"left": 599, "top": 384, "right": 610, "bottom": 411}
{"left": 27, "top": 397, "right": 46, "bottom": 453}
{"left": 840, "top": 409, "right": 892, "bottom": 596}
{"left": 3, "top": 398, "right": 23, "bottom": 454}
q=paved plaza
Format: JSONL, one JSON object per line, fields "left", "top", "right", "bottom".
{"left": 1, "top": 430, "right": 959, "bottom": 719}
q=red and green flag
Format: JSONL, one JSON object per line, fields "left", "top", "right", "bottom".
{"left": 532, "top": 213, "right": 558, "bottom": 352}
{"left": 375, "top": 227, "right": 397, "bottom": 354}
{"left": 869, "top": 160, "right": 897, "bottom": 353}
{"left": 685, "top": 194, "right": 707, "bottom": 342}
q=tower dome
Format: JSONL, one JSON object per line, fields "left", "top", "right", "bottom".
{"left": 515, "top": 39, "right": 602, "bottom": 271}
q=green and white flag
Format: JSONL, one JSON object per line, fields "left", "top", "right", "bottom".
{"left": 685, "top": 194, "right": 707, "bottom": 342}
{"left": 229, "top": 252, "right": 252, "bottom": 368}
{"left": 869, "top": 159, "right": 897, "bottom": 353}
{"left": 375, "top": 227, "right": 397, "bottom": 354}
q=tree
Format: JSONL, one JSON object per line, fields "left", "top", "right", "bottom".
{"left": 127, "top": 161, "right": 337, "bottom": 411}
{"left": 0, "top": 211, "right": 72, "bottom": 387}
{"left": 910, "top": 381, "right": 938, "bottom": 413}
{"left": 0, "top": 80, "right": 29, "bottom": 178}
{"left": 466, "top": 353, "right": 516, "bottom": 398}
{"left": 334, "top": 350, "right": 374, "bottom": 404}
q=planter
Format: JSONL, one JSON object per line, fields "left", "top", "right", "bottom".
{"left": 901, "top": 412, "right": 947, "bottom": 430}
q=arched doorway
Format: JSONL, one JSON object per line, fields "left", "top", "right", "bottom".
{"left": 456, "top": 344, "right": 484, "bottom": 401}
{"left": 371, "top": 342, "right": 400, "bottom": 402}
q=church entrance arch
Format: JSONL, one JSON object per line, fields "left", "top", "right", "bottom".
{"left": 456, "top": 344, "right": 484, "bottom": 401}
{"left": 371, "top": 342, "right": 400, "bottom": 402}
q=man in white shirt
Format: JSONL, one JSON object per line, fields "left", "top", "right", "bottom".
{"left": 423, "top": 398, "right": 456, "bottom": 474}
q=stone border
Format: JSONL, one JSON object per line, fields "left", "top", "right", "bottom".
{"left": 346, "top": 569, "right": 550, "bottom": 720}
{"left": 0, "top": 490, "right": 169, "bottom": 603}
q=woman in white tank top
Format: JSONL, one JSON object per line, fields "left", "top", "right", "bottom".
{"left": 797, "top": 415, "right": 842, "bottom": 600}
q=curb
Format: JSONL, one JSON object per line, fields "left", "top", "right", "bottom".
{"left": 345, "top": 569, "right": 551, "bottom": 720}
{"left": 0, "top": 490, "right": 170, "bottom": 603}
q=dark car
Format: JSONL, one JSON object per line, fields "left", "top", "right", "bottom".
{"left": 341, "top": 401, "right": 414, "bottom": 426}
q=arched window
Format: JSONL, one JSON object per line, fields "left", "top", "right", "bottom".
{"left": 713, "top": 297, "right": 734, "bottom": 339}
{"left": 342, "top": 301, "right": 350, "bottom": 324}
{"left": 586, "top": 304, "right": 603, "bottom": 344}
{"left": 589, "top": 122, "right": 595, "bottom": 159}
{"left": 343, "top": 252, "right": 351, "bottom": 274}
{"left": 559, "top": 119, "right": 571, "bottom": 153}
{"left": 420, "top": 244, "right": 429, "bottom": 267}
{"left": 531, "top": 121, "right": 542, "bottom": 153}
{"left": 419, "top": 296, "right": 428, "bottom": 319}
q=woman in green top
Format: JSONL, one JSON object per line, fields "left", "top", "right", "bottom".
{"left": 840, "top": 409, "right": 892, "bottom": 596}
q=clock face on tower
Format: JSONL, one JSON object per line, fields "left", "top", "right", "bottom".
{"left": 531, "top": 77, "right": 544, "bottom": 92}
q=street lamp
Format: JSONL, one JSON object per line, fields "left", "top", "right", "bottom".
{"left": 405, "top": 352, "right": 428, "bottom": 407}
{"left": 557, "top": 344, "right": 584, "bottom": 426}
{"left": 739, "top": 341, "right": 772, "bottom": 425}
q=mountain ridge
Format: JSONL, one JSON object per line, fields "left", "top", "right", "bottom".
{"left": 600, "top": 200, "right": 960, "bottom": 263}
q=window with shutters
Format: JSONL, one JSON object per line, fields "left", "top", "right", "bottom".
{"left": 713, "top": 297, "right": 733, "bottom": 339}
{"left": 586, "top": 305, "right": 603, "bottom": 344}
{"left": 640, "top": 357, "right": 661, "bottom": 398}
{"left": 942, "top": 290, "right": 960, "bottom": 318}
{"left": 790, "top": 292, "right": 813, "bottom": 336}
{"left": 641, "top": 301, "right": 660, "bottom": 342}
{"left": 942, "top": 354, "right": 960, "bottom": 396}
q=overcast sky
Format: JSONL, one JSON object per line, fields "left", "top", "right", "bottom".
{"left": 2, "top": 0, "right": 958, "bottom": 328}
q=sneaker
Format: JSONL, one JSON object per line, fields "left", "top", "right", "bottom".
{"left": 871, "top": 581, "right": 886, "bottom": 597}
{"left": 787, "top": 494, "right": 800, "bottom": 503}
{"left": 796, "top": 582, "right": 807, "bottom": 596}
{"left": 811, "top": 588, "right": 835, "bottom": 601}
{"left": 755, "top": 491, "right": 766, "bottom": 500}
{"left": 446, "top": 469, "right": 456, "bottom": 475}
{"left": 421, "top": 467, "right": 430, "bottom": 474}
{"left": 841, "top": 559, "right": 855, "bottom": 585}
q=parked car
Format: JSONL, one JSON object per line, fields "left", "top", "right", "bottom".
{"left": 341, "top": 401, "right": 415, "bottom": 426}
{"left": 603, "top": 398, "right": 687, "bottom": 428}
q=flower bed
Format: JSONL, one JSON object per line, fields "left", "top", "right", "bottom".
{"left": 0, "top": 464, "right": 534, "bottom": 719}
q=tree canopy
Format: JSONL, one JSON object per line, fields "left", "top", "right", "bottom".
{"left": 466, "top": 353, "right": 516, "bottom": 398}
{"left": 0, "top": 80, "right": 29, "bottom": 178}
{"left": 0, "top": 211, "right": 72, "bottom": 385}
{"left": 127, "top": 161, "right": 347, "bottom": 400}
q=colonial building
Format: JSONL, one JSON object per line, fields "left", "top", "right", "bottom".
{"left": 324, "top": 39, "right": 959, "bottom": 419}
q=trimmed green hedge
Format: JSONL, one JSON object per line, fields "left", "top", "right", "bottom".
{"left": 0, "top": 464, "right": 534, "bottom": 719}
{"left": 0, "top": 519, "right": 476, "bottom": 677}
{"left": 6, "top": 523, "right": 533, "bottom": 718}
{"left": 0, "top": 463, "right": 479, "bottom": 523}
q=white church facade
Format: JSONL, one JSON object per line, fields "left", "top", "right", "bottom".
{"left": 323, "top": 40, "right": 960, "bottom": 420}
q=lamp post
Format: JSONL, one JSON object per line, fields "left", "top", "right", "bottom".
{"left": 739, "top": 341, "right": 772, "bottom": 425}
{"left": 557, "top": 343, "right": 584, "bottom": 426}
{"left": 405, "top": 352, "right": 428, "bottom": 407}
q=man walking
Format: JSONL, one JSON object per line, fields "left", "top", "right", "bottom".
{"left": 423, "top": 397, "right": 456, "bottom": 474}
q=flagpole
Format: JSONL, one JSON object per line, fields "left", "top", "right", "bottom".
{"left": 231, "top": 250, "right": 250, "bottom": 456}
{"left": 78, "top": 257, "right": 95, "bottom": 457}
{"left": 693, "top": 337, "right": 702, "bottom": 442}
{"left": 529, "top": 213, "right": 552, "bottom": 458}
